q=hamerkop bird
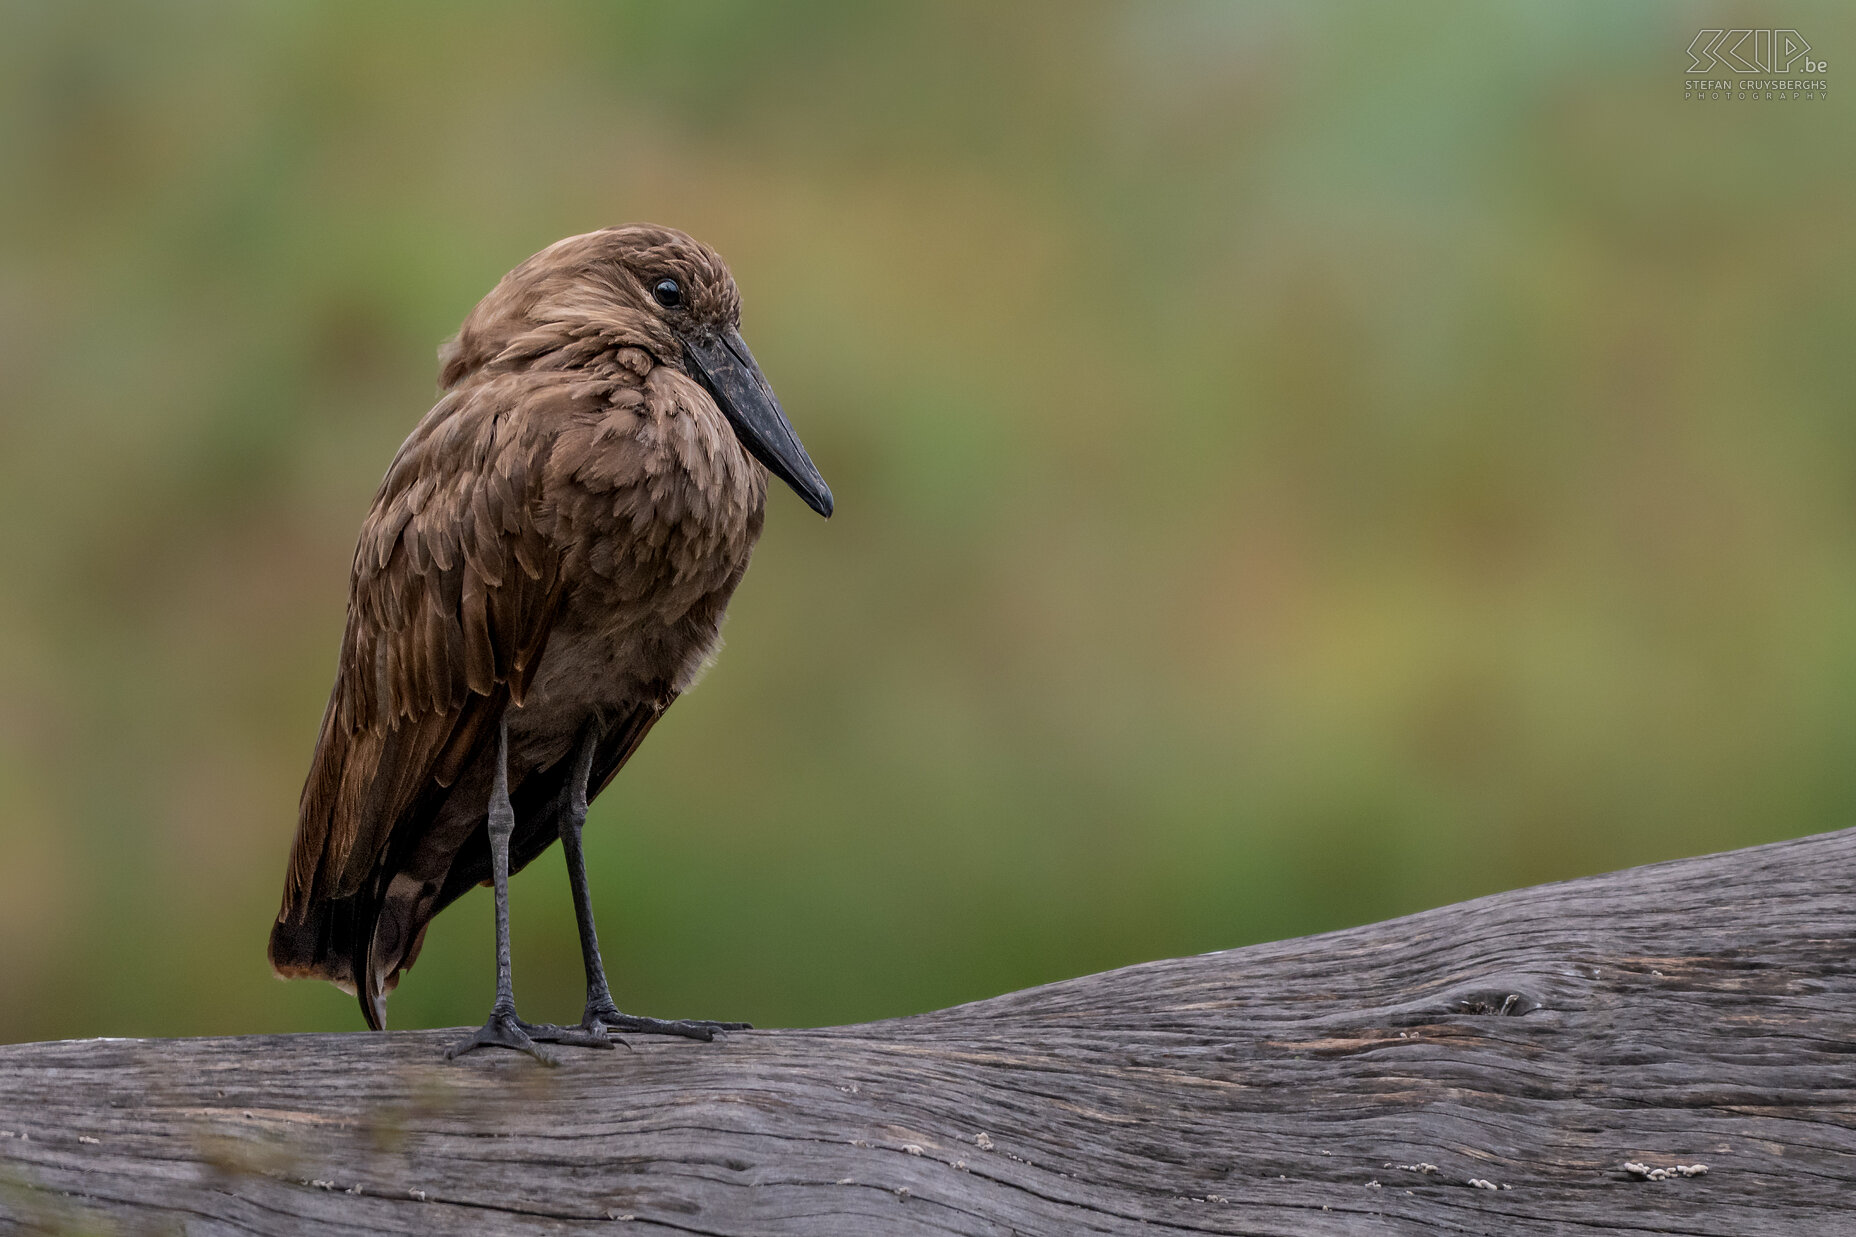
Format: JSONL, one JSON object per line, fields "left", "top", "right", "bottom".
{"left": 268, "top": 225, "right": 831, "bottom": 1061}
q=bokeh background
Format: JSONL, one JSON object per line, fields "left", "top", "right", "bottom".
{"left": 1, "top": 2, "right": 1852, "bottom": 1043}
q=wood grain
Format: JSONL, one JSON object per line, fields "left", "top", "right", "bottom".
{"left": 5, "top": 827, "right": 1855, "bottom": 1235}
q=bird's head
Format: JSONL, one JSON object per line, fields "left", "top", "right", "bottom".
{"left": 441, "top": 224, "right": 832, "bottom": 518}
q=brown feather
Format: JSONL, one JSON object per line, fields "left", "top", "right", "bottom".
{"left": 269, "top": 224, "right": 774, "bottom": 1028}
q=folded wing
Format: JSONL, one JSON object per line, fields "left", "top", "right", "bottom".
{"left": 267, "top": 374, "right": 573, "bottom": 1013}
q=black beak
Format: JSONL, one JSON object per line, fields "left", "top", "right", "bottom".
{"left": 682, "top": 325, "right": 833, "bottom": 518}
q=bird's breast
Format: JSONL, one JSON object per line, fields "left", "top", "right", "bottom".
{"left": 521, "top": 365, "right": 769, "bottom": 747}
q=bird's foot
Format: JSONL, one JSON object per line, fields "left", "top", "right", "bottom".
{"left": 527, "top": 1021, "right": 618, "bottom": 1050}
{"left": 584, "top": 999, "right": 751, "bottom": 1042}
{"left": 446, "top": 1007, "right": 564, "bottom": 1065}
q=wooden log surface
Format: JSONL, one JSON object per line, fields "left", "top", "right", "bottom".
{"left": 3, "top": 827, "right": 1854, "bottom": 1236}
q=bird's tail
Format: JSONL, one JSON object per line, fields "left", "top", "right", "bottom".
{"left": 268, "top": 895, "right": 381, "bottom": 1023}
{"left": 271, "top": 892, "right": 424, "bottom": 1031}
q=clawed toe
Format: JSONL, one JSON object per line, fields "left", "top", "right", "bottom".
{"left": 445, "top": 1004, "right": 729, "bottom": 1058}
{"left": 446, "top": 1009, "right": 562, "bottom": 1065}
{"left": 586, "top": 1004, "right": 751, "bottom": 1041}
{"left": 528, "top": 1021, "right": 618, "bottom": 1049}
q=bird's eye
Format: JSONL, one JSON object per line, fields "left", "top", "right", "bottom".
{"left": 652, "top": 278, "right": 683, "bottom": 309}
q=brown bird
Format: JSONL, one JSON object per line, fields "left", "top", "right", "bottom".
{"left": 268, "top": 224, "right": 831, "bottom": 1061}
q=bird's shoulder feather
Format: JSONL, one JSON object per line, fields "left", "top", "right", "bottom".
{"left": 279, "top": 368, "right": 638, "bottom": 921}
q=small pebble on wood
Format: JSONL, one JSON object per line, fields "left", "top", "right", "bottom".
{"left": 1624, "top": 1161, "right": 1709, "bottom": 1181}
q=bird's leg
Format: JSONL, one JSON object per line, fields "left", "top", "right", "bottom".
{"left": 446, "top": 719, "right": 567, "bottom": 1065}
{"left": 539, "top": 722, "right": 751, "bottom": 1044}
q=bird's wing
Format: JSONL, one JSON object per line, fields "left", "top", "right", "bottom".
{"left": 275, "top": 374, "right": 581, "bottom": 938}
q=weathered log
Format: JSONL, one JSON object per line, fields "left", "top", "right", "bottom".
{"left": 3, "top": 827, "right": 1854, "bottom": 1235}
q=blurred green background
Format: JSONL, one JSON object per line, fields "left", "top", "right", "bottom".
{"left": 0, "top": 2, "right": 1852, "bottom": 1043}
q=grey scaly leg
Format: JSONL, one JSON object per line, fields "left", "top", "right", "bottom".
{"left": 447, "top": 718, "right": 601, "bottom": 1062}
{"left": 537, "top": 721, "right": 750, "bottom": 1044}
